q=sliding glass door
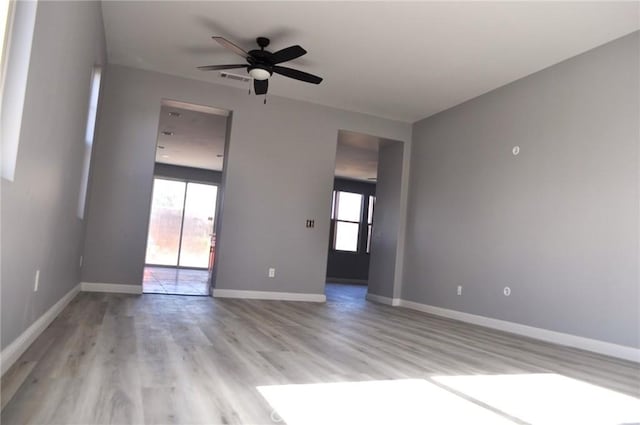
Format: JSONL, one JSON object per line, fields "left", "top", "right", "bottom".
{"left": 145, "top": 179, "right": 185, "bottom": 266}
{"left": 179, "top": 183, "right": 218, "bottom": 267}
{"left": 145, "top": 178, "right": 218, "bottom": 269}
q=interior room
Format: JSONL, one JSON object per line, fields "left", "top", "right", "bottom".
{"left": 1, "top": 1, "right": 639, "bottom": 424}
{"left": 142, "top": 101, "right": 228, "bottom": 296}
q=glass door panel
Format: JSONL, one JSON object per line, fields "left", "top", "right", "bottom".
{"left": 178, "top": 183, "right": 218, "bottom": 268}
{"left": 145, "top": 179, "right": 186, "bottom": 266}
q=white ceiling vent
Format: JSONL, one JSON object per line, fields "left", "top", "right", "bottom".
{"left": 219, "top": 71, "right": 251, "bottom": 83}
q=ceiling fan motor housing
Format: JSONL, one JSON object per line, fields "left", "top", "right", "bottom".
{"left": 256, "top": 37, "right": 270, "bottom": 49}
{"left": 247, "top": 46, "right": 275, "bottom": 80}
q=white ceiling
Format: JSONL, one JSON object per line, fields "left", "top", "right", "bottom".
{"left": 102, "top": 2, "right": 639, "bottom": 122}
{"left": 335, "top": 130, "right": 380, "bottom": 182}
{"left": 156, "top": 104, "right": 227, "bottom": 171}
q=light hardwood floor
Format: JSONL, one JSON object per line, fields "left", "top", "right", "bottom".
{"left": 1, "top": 284, "right": 638, "bottom": 424}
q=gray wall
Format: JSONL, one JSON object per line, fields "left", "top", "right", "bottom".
{"left": 1, "top": 1, "right": 106, "bottom": 349}
{"left": 404, "top": 32, "right": 639, "bottom": 348}
{"left": 326, "top": 178, "right": 376, "bottom": 283}
{"left": 368, "top": 140, "right": 405, "bottom": 299}
{"left": 82, "top": 65, "right": 411, "bottom": 296}
{"left": 154, "top": 163, "right": 222, "bottom": 185}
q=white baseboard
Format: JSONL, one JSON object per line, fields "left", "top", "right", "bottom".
{"left": 398, "top": 299, "right": 639, "bottom": 363}
{"left": 213, "top": 288, "right": 326, "bottom": 302}
{"left": 366, "top": 293, "right": 401, "bottom": 306}
{"left": 1, "top": 284, "right": 80, "bottom": 376}
{"left": 80, "top": 282, "right": 142, "bottom": 294}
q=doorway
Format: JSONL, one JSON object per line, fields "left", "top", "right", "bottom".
{"left": 325, "top": 130, "right": 405, "bottom": 303}
{"left": 143, "top": 99, "right": 229, "bottom": 295}
{"left": 325, "top": 130, "right": 379, "bottom": 302}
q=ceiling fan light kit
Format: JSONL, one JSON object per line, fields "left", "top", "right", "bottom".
{"left": 248, "top": 67, "right": 271, "bottom": 81}
{"left": 198, "top": 36, "right": 323, "bottom": 99}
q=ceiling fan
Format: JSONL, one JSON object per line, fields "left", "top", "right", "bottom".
{"left": 198, "top": 36, "right": 323, "bottom": 97}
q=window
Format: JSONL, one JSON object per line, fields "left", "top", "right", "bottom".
{"left": 0, "top": 0, "right": 15, "bottom": 105}
{"left": 77, "top": 66, "right": 102, "bottom": 218}
{"left": 1, "top": 0, "right": 37, "bottom": 181}
{"left": 331, "top": 191, "right": 363, "bottom": 252}
{"left": 0, "top": 0, "right": 13, "bottom": 73}
{"left": 367, "top": 195, "right": 375, "bottom": 253}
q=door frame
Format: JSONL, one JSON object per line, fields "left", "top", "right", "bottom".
{"left": 141, "top": 99, "right": 232, "bottom": 296}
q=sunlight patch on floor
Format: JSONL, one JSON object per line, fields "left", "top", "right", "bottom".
{"left": 257, "top": 379, "right": 517, "bottom": 425}
{"left": 432, "top": 373, "right": 640, "bottom": 425}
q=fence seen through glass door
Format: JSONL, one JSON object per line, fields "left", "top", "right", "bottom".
{"left": 145, "top": 178, "right": 218, "bottom": 268}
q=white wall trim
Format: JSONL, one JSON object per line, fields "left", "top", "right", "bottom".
{"left": 1, "top": 284, "right": 80, "bottom": 376}
{"left": 213, "top": 289, "right": 326, "bottom": 302}
{"left": 398, "top": 299, "right": 639, "bottom": 363}
{"left": 366, "top": 293, "right": 401, "bottom": 306}
{"left": 80, "top": 282, "right": 142, "bottom": 294}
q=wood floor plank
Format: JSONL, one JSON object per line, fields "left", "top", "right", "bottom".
{"left": 0, "top": 360, "right": 36, "bottom": 410}
{"left": 1, "top": 284, "right": 638, "bottom": 425}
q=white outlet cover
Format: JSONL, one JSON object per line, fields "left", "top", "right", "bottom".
{"left": 503, "top": 286, "right": 511, "bottom": 296}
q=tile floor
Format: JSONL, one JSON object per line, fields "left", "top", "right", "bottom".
{"left": 143, "top": 266, "right": 209, "bottom": 295}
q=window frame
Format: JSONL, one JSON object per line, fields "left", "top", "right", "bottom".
{"left": 77, "top": 66, "right": 102, "bottom": 219}
{"left": 0, "top": 0, "right": 15, "bottom": 85}
{"left": 366, "top": 195, "right": 375, "bottom": 254}
{"left": 1, "top": 0, "right": 37, "bottom": 181}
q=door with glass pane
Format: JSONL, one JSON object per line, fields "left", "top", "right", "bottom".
{"left": 145, "top": 178, "right": 218, "bottom": 268}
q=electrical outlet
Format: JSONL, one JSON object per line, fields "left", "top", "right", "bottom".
{"left": 457, "top": 285, "right": 462, "bottom": 296}
{"left": 268, "top": 268, "right": 275, "bottom": 278}
{"left": 34, "top": 269, "right": 40, "bottom": 292}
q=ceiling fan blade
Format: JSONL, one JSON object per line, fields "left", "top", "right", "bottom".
{"left": 271, "top": 45, "right": 307, "bottom": 64}
{"left": 197, "top": 64, "right": 247, "bottom": 71}
{"left": 254, "top": 79, "right": 268, "bottom": 95}
{"left": 272, "top": 66, "right": 322, "bottom": 84}
{"left": 212, "top": 36, "right": 249, "bottom": 58}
